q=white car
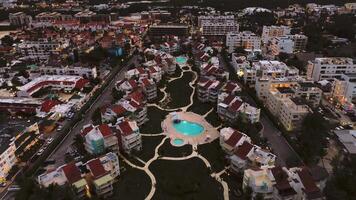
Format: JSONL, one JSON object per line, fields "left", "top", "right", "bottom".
{"left": 37, "top": 149, "right": 44, "bottom": 155}
{"left": 46, "top": 138, "right": 54, "bottom": 144}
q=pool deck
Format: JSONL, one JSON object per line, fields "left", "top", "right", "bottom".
{"left": 162, "top": 111, "right": 219, "bottom": 146}
{"left": 175, "top": 56, "right": 188, "bottom": 67}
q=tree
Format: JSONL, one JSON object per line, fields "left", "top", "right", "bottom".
{"left": 324, "top": 156, "right": 356, "bottom": 200}
{"left": 241, "top": 185, "right": 253, "bottom": 200}
{"left": 254, "top": 193, "right": 264, "bottom": 200}
{"left": 15, "top": 177, "right": 77, "bottom": 200}
{"left": 1, "top": 35, "right": 14, "bottom": 46}
{"left": 112, "top": 88, "right": 125, "bottom": 103}
{"left": 91, "top": 108, "right": 102, "bottom": 125}
{"left": 297, "top": 113, "right": 328, "bottom": 164}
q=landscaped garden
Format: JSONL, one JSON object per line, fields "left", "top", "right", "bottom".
{"left": 115, "top": 61, "right": 241, "bottom": 199}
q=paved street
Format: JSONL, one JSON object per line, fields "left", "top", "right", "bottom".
{"left": 48, "top": 55, "right": 139, "bottom": 167}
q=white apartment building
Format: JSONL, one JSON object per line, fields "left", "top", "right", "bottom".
{"left": 266, "top": 87, "right": 311, "bottom": 131}
{"left": 139, "top": 78, "right": 157, "bottom": 101}
{"left": 37, "top": 152, "right": 120, "bottom": 198}
{"left": 268, "top": 36, "right": 294, "bottom": 56}
{"left": 159, "top": 42, "right": 180, "bottom": 54}
{"left": 0, "top": 137, "right": 17, "bottom": 182}
{"left": 332, "top": 73, "right": 356, "bottom": 104}
{"left": 243, "top": 167, "right": 274, "bottom": 199}
{"left": 255, "top": 78, "right": 322, "bottom": 108}
{"left": 198, "top": 15, "right": 239, "bottom": 36}
{"left": 197, "top": 78, "right": 225, "bottom": 103}
{"left": 17, "top": 75, "right": 87, "bottom": 97}
{"left": 81, "top": 124, "right": 119, "bottom": 155}
{"left": 243, "top": 166, "right": 324, "bottom": 200}
{"left": 231, "top": 54, "right": 250, "bottom": 73}
{"left": 288, "top": 34, "right": 308, "bottom": 52}
{"left": 16, "top": 38, "right": 69, "bottom": 60}
{"left": 9, "top": 12, "right": 32, "bottom": 26}
{"left": 261, "top": 25, "right": 291, "bottom": 44}
{"left": 86, "top": 152, "right": 120, "bottom": 198}
{"left": 243, "top": 60, "right": 299, "bottom": 85}
{"left": 38, "top": 66, "right": 98, "bottom": 79}
{"left": 219, "top": 127, "right": 251, "bottom": 155}
{"left": 218, "top": 93, "right": 261, "bottom": 123}
{"left": 226, "top": 31, "right": 261, "bottom": 53}
{"left": 38, "top": 162, "right": 88, "bottom": 198}
{"left": 116, "top": 120, "right": 142, "bottom": 154}
{"left": 307, "top": 57, "right": 356, "bottom": 82}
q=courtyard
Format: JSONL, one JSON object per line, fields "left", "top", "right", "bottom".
{"left": 116, "top": 63, "right": 239, "bottom": 200}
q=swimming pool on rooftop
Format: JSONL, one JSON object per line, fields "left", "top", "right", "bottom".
{"left": 173, "top": 120, "right": 204, "bottom": 136}
{"left": 176, "top": 56, "right": 187, "bottom": 64}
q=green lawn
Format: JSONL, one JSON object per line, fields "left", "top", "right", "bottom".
{"left": 111, "top": 160, "right": 151, "bottom": 200}
{"left": 158, "top": 139, "right": 192, "bottom": 157}
{"left": 136, "top": 135, "right": 165, "bottom": 162}
{"left": 197, "top": 140, "right": 227, "bottom": 172}
{"left": 140, "top": 106, "right": 169, "bottom": 134}
{"left": 166, "top": 72, "right": 194, "bottom": 109}
{"left": 221, "top": 172, "right": 243, "bottom": 199}
{"left": 187, "top": 93, "right": 214, "bottom": 115}
{"left": 205, "top": 108, "right": 222, "bottom": 127}
{"left": 150, "top": 158, "right": 224, "bottom": 200}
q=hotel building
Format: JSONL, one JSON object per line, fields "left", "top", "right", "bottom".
{"left": 226, "top": 31, "right": 261, "bottom": 53}
{"left": 261, "top": 25, "right": 291, "bottom": 44}
{"left": 17, "top": 75, "right": 88, "bottom": 97}
{"left": 198, "top": 15, "right": 239, "bottom": 36}
{"left": 307, "top": 57, "right": 356, "bottom": 82}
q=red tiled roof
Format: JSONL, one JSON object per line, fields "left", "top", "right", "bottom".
{"left": 154, "top": 56, "right": 162, "bottom": 64}
{"left": 271, "top": 167, "right": 297, "bottom": 196}
{"left": 74, "top": 78, "right": 89, "bottom": 89}
{"left": 222, "top": 95, "right": 235, "bottom": 105}
{"left": 297, "top": 168, "right": 323, "bottom": 199}
{"left": 40, "top": 100, "right": 60, "bottom": 113}
{"left": 128, "top": 79, "right": 138, "bottom": 89}
{"left": 111, "top": 105, "right": 126, "bottom": 115}
{"left": 129, "top": 100, "right": 140, "bottom": 108}
{"left": 148, "top": 66, "right": 157, "bottom": 73}
{"left": 225, "top": 131, "right": 243, "bottom": 147}
{"left": 203, "top": 80, "right": 213, "bottom": 90}
{"left": 98, "top": 124, "right": 113, "bottom": 137}
{"left": 137, "top": 67, "right": 146, "bottom": 74}
{"left": 234, "top": 141, "right": 253, "bottom": 160}
{"left": 129, "top": 91, "right": 145, "bottom": 104}
{"left": 225, "top": 82, "right": 238, "bottom": 93}
{"left": 62, "top": 163, "right": 83, "bottom": 184}
{"left": 87, "top": 159, "right": 108, "bottom": 179}
{"left": 141, "top": 78, "right": 152, "bottom": 87}
{"left": 80, "top": 125, "right": 94, "bottom": 137}
{"left": 228, "top": 99, "right": 243, "bottom": 112}
{"left": 118, "top": 121, "right": 133, "bottom": 136}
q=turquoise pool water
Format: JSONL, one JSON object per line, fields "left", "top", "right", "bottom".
{"left": 173, "top": 120, "right": 204, "bottom": 136}
{"left": 176, "top": 56, "right": 187, "bottom": 64}
{"left": 172, "top": 138, "right": 184, "bottom": 146}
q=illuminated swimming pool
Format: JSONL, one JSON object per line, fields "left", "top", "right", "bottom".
{"left": 172, "top": 138, "right": 184, "bottom": 146}
{"left": 173, "top": 120, "right": 204, "bottom": 136}
{"left": 176, "top": 56, "right": 187, "bottom": 64}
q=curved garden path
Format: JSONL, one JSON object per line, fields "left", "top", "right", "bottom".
{"left": 119, "top": 64, "right": 230, "bottom": 200}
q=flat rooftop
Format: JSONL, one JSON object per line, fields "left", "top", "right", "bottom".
{"left": 277, "top": 87, "right": 295, "bottom": 94}
{"left": 291, "top": 97, "right": 307, "bottom": 106}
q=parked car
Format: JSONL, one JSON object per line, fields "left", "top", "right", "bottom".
{"left": 37, "top": 149, "right": 44, "bottom": 156}
{"left": 8, "top": 185, "right": 21, "bottom": 191}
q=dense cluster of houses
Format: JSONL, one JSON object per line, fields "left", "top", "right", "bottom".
{"left": 219, "top": 127, "right": 326, "bottom": 200}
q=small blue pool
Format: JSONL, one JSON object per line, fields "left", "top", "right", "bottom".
{"left": 176, "top": 56, "right": 187, "bottom": 64}
{"left": 172, "top": 138, "right": 184, "bottom": 146}
{"left": 173, "top": 120, "right": 204, "bottom": 136}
